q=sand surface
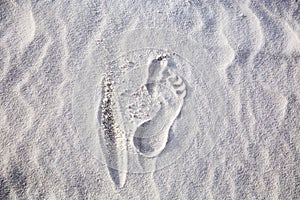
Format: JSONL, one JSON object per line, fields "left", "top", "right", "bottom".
{"left": 0, "top": 1, "right": 299, "bottom": 199}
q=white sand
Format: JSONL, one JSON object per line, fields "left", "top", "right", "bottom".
{"left": 0, "top": 0, "right": 299, "bottom": 199}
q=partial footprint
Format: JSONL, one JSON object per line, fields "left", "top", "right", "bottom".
{"left": 133, "top": 56, "right": 187, "bottom": 158}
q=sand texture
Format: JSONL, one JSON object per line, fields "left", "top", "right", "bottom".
{"left": 0, "top": 0, "right": 299, "bottom": 199}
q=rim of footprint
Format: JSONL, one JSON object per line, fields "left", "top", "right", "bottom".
{"left": 72, "top": 30, "right": 226, "bottom": 175}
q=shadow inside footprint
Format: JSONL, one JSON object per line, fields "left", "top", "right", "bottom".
{"left": 145, "top": 83, "right": 155, "bottom": 95}
{"left": 0, "top": 176, "right": 10, "bottom": 199}
{"left": 133, "top": 120, "right": 156, "bottom": 154}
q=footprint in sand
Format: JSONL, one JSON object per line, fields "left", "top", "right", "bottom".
{"left": 74, "top": 46, "right": 203, "bottom": 174}
{"left": 133, "top": 55, "right": 187, "bottom": 158}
